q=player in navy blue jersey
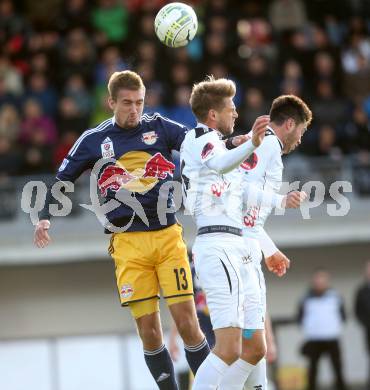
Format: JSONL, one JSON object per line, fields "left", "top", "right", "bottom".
{"left": 34, "top": 70, "right": 209, "bottom": 389}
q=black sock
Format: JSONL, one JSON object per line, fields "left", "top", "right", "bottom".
{"left": 184, "top": 337, "right": 210, "bottom": 374}
{"left": 144, "top": 345, "right": 178, "bottom": 390}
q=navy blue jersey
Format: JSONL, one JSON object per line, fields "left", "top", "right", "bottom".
{"left": 56, "top": 113, "right": 188, "bottom": 232}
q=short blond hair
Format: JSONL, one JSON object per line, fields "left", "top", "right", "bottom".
{"left": 107, "top": 70, "right": 145, "bottom": 100}
{"left": 190, "top": 76, "right": 236, "bottom": 122}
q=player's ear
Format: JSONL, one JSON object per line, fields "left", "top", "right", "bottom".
{"left": 286, "top": 118, "right": 295, "bottom": 132}
{"left": 209, "top": 108, "right": 217, "bottom": 122}
{"left": 108, "top": 96, "right": 116, "bottom": 111}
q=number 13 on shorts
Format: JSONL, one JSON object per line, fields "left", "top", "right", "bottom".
{"left": 173, "top": 267, "right": 189, "bottom": 290}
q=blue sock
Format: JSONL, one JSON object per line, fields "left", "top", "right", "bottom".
{"left": 144, "top": 345, "right": 178, "bottom": 390}
{"left": 184, "top": 337, "right": 210, "bottom": 374}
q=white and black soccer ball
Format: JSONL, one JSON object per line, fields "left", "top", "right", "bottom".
{"left": 154, "top": 2, "right": 198, "bottom": 48}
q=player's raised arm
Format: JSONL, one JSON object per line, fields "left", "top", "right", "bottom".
{"left": 250, "top": 115, "right": 269, "bottom": 147}
{"left": 204, "top": 115, "right": 269, "bottom": 174}
{"left": 226, "top": 115, "right": 269, "bottom": 149}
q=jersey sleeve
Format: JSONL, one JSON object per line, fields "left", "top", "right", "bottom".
{"left": 205, "top": 137, "right": 259, "bottom": 174}
{"left": 197, "top": 131, "right": 227, "bottom": 164}
{"left": 242, "top": 181, "right": 284, "bottom": 209}
{"left": 56, "top": 132, "right": 93, "bottom": 182}
{"left": 160, "top": 115, "right": 189, "bottom": 151}
{"left": 256, "top": 228, "right": 279, "bottom": 258}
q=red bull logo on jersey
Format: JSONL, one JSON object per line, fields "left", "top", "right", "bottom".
{"left": 141, "top": 131, "right": 158, "bottom": 145}
{"left": 143, "top": 152, "right": 175, "bottom": 179}
{"left": 120, "top": 283, "right": 134, "bottom": 298}
{"left": 98, "top": 165, "right": 136, "bottom": 196}
{"left": 97, "top": 151, "right": 175, "bottom": 196}
{"left": 240, "top": 152, "right": 258, "bottom": 171}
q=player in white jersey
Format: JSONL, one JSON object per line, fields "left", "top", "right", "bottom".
{"left": 180, "top": 76, "right": 270, "bottom": 390}
{"left": 219, "top": 95, "right": 313, "bottom": 390}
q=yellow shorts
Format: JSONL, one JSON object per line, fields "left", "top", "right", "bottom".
{"left": 109, "top": 223, "right": 193, "bottom": 316}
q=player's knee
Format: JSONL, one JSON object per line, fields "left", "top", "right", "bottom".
{"left": 241, "top": 341, "right": 266, "bottom": 363}
{"left": 176, "top": 314, "right": 202, "bottom": 342}
{"left": 214, "top": 341, "right": 241, "bottom": 365}
{"left": 137, "top": 324, "right": 163, "bottom": 348}
{"left": 218, "top": 349, "right": 241, "bottom": 365}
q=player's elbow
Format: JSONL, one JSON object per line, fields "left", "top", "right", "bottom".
{"left": 217, "top": 166, "right": 230, "bottom": 175}
{"left": 212, "top": 164, "right": 233, "bottom": 175}
{"left": 206, "top": 159, "right": 234, "bottom": 175}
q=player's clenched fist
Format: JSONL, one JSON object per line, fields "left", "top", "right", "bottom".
{"left": 265, "top": 250, "right": 291, "bottom": 277}
{"left": 34, "top": 219, "right": 51, "bottom": 248}
{"left": 251, "top": 115, "right": 270, "bottom": 147}
{"left": 282, "top": 191, "right": 307, "bottom": 208}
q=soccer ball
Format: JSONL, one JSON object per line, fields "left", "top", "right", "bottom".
{"left": 154, "top": 2, "right": 198, "bottom": 48}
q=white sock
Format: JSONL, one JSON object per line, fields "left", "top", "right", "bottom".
{"left": 218, "top": 358, "right": 255, "bottom": 390}
{"left": 192, "top": 352, "right": 229, "bottom": 390}
{"left": 244, "top": 358, "right": 267, "bottom": 390}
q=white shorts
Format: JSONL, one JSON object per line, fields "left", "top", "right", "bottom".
{"left": 192, "top": 233, "right": 254, "bottom": 330}
{"left": 243, "top": 238, "right": 266, "bottom": 329}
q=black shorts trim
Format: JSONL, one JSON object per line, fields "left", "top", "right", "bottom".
{"left": 220, "top": 258, "right": 232, "bottom": 294}
{"left": 223, "top": 249, "right": 240, "bottom": 312}
{"left": 121, "top": 295, "right": 160, "bottom": 307}
{"left": 163, "top": 293, "right": 194, "bottom": 300}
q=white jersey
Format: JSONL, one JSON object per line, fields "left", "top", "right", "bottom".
{"left": 241, "top": 126, "right": 284, "bottom": 257}
{"left": 180, "top": 124, "right": 244, "bottom": 229}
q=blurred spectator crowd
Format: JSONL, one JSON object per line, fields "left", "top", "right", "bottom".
{"left": 0, "top": 0, "right": 370, "bottom": 178}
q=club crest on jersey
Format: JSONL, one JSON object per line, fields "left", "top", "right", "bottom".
{"left": 201, "top": 142, "right": 214, "bottom": 159}
{"left": 120, "top": 284, "right": 134, "bottom": 298}
{"left": 141, "top": 131, "right": 158, "bottom": 145}
{"left": 240, "top": 152, "right": 258, "bottom": 171}
{"left": 101, "top": 137, "right": 115, "bottom": 159}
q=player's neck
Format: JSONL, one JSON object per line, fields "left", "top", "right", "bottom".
{"left": 200, "top": 120, "right": 215, "bottom": 129}
{"left": 200, "top": 120, "right": 225, "bottom": 137}
{"left": 268, "top": 123, "right": 284, "bottom": 146}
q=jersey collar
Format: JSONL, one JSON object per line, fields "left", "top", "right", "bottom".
{"left": 196, "top": 122, "right": 223, "bottom": 140}
{"left": 266, "top": 125, "right": 284, "bottom": 152}
{"left": 113, "top": 115, "right": 141, "bottom": 133}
